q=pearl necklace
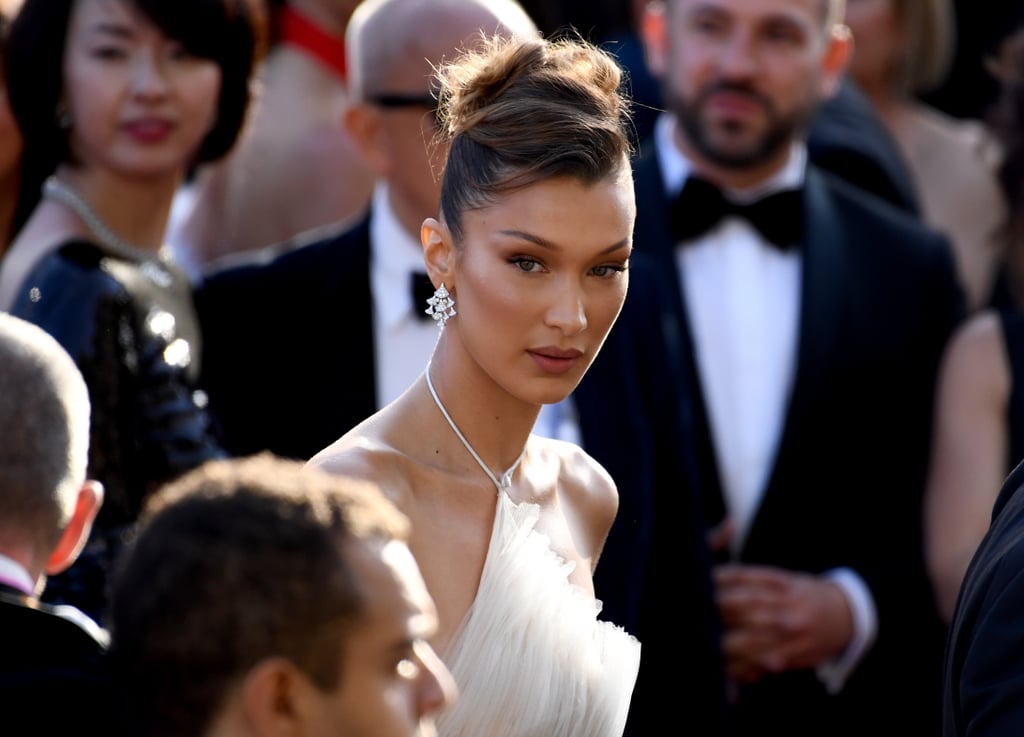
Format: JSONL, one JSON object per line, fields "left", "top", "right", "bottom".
{"left": 425, "top": 360, "right": 527, "bottom": 493}
{"left": 41, "top": 177, "right": 174, "bottom": 284}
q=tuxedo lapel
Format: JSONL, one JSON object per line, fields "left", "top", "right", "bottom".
{"left": 636, "top": 151, "right": 849, "bottom": 559}
{"left": 633, "top": 149, "right": 729, "bottom": 538}
{"left": 772, "top": 167, "right": 845, "bottom": 463}
{"left": 743, "top": 167, "right": 848, "bottom": 554}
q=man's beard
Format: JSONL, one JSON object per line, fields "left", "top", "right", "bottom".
{"left": 667, "top": 81, "right": 815, "bottom": 170}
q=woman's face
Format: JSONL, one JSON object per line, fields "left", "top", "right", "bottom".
{"left": 843, "top": 0, "right": 905, "bottom": 96}
{"left": 61, "top": 0, "right": 222, "bottom": 178}
{"left": 447, "top": 165, "right": 635, "bottom": 406}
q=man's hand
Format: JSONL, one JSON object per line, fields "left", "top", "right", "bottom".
{"left": 713, "top": 564, "right": 854, "bottom": 684}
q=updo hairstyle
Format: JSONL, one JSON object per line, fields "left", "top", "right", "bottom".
{"left": 434, "top": 32, "right": 634, "bottom": 243}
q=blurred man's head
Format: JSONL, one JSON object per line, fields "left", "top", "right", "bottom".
{"left": 109, "top": 453, "right": 456, "bottom": 737}
{"left": 344, "top": 0, "right": 539, "bottom": 235}
{"left": 641, "top": 0, "right": 851, "bottom": 184}
{"left": 0, "top": 313, "right": 101, "bottom": 596}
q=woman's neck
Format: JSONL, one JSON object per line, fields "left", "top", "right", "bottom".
{"left": 424, "top": 351, "right": 539, "bottom": 477}
{"left": 52, "top": 166, "right": 178, "bottom": 254}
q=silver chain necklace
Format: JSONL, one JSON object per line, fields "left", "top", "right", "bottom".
{"left": 42, "top": 176, "right": 171, "bottom": 268}
{"left": 425, "top": 360, "right": 526, "bottom": 493}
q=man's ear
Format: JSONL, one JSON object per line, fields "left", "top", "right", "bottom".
{"left": 343, "top": 102, "right": 391, "bottom": 176}
{"left": 641, "top": 1, "right": 669, "bottom": 80}
{"left": 240, "top": 658, "right": 313, "bottom": 737}
{"left": 421, "top": 217, "right": 455, "bottom": 291}
{"left": 820, "top": 24, "right": 854, "bottom": 100}
{"left": 45, "top": 480, "right": 103, "bottom": 576}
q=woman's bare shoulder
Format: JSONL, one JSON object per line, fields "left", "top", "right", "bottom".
{"left": 306, "top": 422, "right": 415, "bottom": 508}
{"left": 529, "top": 436, "right": 619, "bottom": 569}
{"left": 533, "top": 436, "right": 618, "bottom": 514}
{"left": 913, "top": 106, "right": 1001, "bottom": 167}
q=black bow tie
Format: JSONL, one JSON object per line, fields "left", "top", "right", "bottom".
{"left": 411, "top": 272, "right": 436, "bottom": 321}
{"left": 670, "top": 176, "right": 803, "bottom": 249}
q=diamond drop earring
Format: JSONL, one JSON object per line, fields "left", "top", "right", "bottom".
{"left": 425, "top": 283, "right": 456, "bottom": 329}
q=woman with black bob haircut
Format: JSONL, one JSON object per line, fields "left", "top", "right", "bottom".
{"left": 0, "top": 0, "right": 266, "bottom": 625}
{"left": 3, "top": 0, "right": 266, "bottom": 234}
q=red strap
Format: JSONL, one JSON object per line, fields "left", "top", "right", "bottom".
{"left": 277, "top": 5, "right": 347, "bottom": 81}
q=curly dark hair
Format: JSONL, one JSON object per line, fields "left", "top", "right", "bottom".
{"left": 108, "top": 453, "right": 410, "bottom": 737}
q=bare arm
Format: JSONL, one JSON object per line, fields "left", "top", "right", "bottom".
{"left": 924, "top": 311, "right": 1010, "bottom": 622}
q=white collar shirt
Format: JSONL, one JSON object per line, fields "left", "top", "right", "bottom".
{"left": 655, "top": 112, "right": 804, "bottom": 553}
{"left": 0, "top": 553, "right": 34, "bottom": 595}
{"left": 369, "top": 182, "right": 441, "bottom": 408}
{"left": 653, "top": 113, "right": 875, "bottom": 691}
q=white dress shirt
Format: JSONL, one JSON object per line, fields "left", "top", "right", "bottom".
{"left": 369, "top": 183, "right": 444, "bottom": 408}
{"left": 0, "top": 553, "right": 35, "bottom": 595}
{"left": 654, "top": 113, "right": 875, "bottom": 691}
{"left": 655, "top": 113, "right": 803, "bottom": 553}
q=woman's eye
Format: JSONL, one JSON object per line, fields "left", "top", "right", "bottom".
{"left": 592, "top": 263, "right": 627, "bottom": 278}
{"left": 92, "top": 46, "right": 128, "bottom": 60}
{"left": 511, "top": 257, "right": 541, "bottom": 273}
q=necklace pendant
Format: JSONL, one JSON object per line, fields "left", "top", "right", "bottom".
{"left": 500, "top": 472, "right": 513, "bottom": 489}
{"left": 140, "top": 260, "right": 173, "bottom": 288}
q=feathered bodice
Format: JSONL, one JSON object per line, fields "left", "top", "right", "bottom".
{"left": 437, "top": 492, "right": 641, "bottom": 737}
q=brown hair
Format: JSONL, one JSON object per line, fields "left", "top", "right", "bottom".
{"left": 434, "top": 32, "right": 634, "bottom": 242}
{"left": 888, "top": 0, "right": 956, "bottom": 95}
{"left": 109, "top": 453, "right": 410, "bottom": 737}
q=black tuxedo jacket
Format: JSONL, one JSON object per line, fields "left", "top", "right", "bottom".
{"left": 942, "top": 459, "right": 1024, "bottom": 737}
{"left": 581, "top": 143, "right": 966, "bottom": 737}
{"left": 575, "top": 251, "right": 729, "bottom": 737}
{"left": 0, "top": 588, "right": 112, "bottom": 726}
{"left": 194, "top": 214, "right": 377, "bottom": 461}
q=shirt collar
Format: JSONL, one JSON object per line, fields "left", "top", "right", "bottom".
{"left": 0, "top": 553, "right": 35, "bottom": 595}
{"left": 653, "top": 112, "right": 807, "bottom": 200}
{"left": 369, "top": 183, "right": 432, "bottom": 331}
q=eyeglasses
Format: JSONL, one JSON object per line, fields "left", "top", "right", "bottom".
{"left": 367, "top": 93, "right": 441, "bottom": 126}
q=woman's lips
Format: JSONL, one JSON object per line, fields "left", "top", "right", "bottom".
{"left": 123, "top": 119, "right": 174, "bottom": 143}
{"left": 529, "top": 348, "right": 583, "bottom": 375}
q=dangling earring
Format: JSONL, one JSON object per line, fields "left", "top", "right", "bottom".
{"left": 425, "top": 283, "right": 456, "bottom": 329}
{"left": 55, "top": 103, "right": 72, "bottom": 129}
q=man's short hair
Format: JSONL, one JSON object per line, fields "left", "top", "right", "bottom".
{"left": 0, "top": 313, "right": 90, "bottom": 553}
{"left": 108, "top": 453, "right": 410, "bottom": 737}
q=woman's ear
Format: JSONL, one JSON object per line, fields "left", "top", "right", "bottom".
{"left": 421, "top": 217, "right": 455, "bottom": 290}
